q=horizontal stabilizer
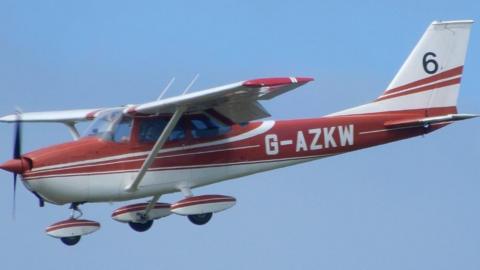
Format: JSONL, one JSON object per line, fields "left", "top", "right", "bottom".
{"left": 384, "top": 114, "right": 479, "bottom": 128}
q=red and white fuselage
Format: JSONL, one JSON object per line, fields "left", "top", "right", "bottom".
{"left": 20, "top": 107, "right": 451, "bottom": 205}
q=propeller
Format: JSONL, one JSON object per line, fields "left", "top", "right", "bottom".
{"left": 0, "top": 111, "right": 44, "bottom": 213}
{"left": 0, "top": 111, "right": 44, "bottom": 217}
{"left": 12, "top": 112, "right": 22, "bottom": 219}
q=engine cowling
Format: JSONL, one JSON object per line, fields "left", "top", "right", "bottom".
{"left": 171, "top": 195, "right": 236, "bottom": 216}
{"left": 111, "top": 202, "right": 171, "bottom": 223}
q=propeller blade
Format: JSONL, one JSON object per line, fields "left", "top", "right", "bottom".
{"left": 12, "top": 173, "right": 17, "bottom": 220}
{"left": 13, "top": 114, "right": 22, "bottom": 159}
{"left": 12, "top": 112, "right": 22, "bottom": 219}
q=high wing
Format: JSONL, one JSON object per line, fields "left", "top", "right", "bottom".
{"left": 126, "top": 77, "right": 313, "bottom": 123}
{"left": 0, "top": 108, "right": 111, "bottom": 123}
{"left": 0, "top": 108, "right": 119, "bottom": 140}
{"left": 0, "top": 76, "right": 312, "bottom": 141}
{"left": 0, "top": 76, "right": 313, "bottom": 125}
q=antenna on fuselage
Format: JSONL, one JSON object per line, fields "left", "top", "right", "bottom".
{"left": 157, "top": 77, "right": 176, "bottom": 100}
{"left": 182, "top": 73, "right": 200, "bottom": 95}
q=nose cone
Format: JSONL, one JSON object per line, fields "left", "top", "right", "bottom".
{"left": 0, "top": 158, "right": 31, "bottom": 174}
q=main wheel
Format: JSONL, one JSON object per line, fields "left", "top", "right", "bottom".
{"left": 188, "top": 213, "right": 212, "bottom": 225}
{"left": 129, "top": 220, "right": 154, "bottom": 232}
{"left": 61, "top": 236, "right": 81, "bottom": 246}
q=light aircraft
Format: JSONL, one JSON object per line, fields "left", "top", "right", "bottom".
{"left": 0, "top": 20, "right": 477, "bottom": 246}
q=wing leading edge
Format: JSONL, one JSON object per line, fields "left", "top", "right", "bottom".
{"left": 0, "top": 77, "right": 313, "bottom": 125}
{"left": 0, "top": 108, "right": 110, "bottom": 123}
{"left": 127, "top": 77, "right": 313, "bottom": 123}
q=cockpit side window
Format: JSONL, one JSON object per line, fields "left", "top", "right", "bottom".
{"left": 113, "top": 117, "right": 133, "bottom": 142}
{"left": 138, "top": 118, "right": 185, "bottom": 143}
{"left": 190, "top": 114, "right": 231, "bottom": 139}
{"left": 84, "top": 109, "right": 131, "bottom": 142}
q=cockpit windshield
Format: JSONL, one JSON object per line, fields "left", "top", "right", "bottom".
{"left": 83, "top": 109, "right": 132, "bottom": 142}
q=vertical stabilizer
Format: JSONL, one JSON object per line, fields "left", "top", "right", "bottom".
{"left": 331, "top": 20, "right": 473, "bottom": 117}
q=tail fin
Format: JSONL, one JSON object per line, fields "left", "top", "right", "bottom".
{"left": 331, "top": 20, "right": 473, "bottom": 116}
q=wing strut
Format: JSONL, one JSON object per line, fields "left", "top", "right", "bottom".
{"left": 64, "top": 122, "right": 81, "bottom": 140}
{"left": 125, "top": 106, "right": 186, "bottom": 192}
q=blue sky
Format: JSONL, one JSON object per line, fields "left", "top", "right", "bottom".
{"left": 0, "top": 1, "right": 479, "bottom": 269}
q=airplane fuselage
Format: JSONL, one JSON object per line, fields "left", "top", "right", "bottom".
{"left": 20, "top": 107, "right": 452, "bottom": 205}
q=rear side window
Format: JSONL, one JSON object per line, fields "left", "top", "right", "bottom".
{"left": 138, "top": 118, "right": 185, "bottom": 143}
{"left": 190, "top": 114, "right": 231, "bottom": 139}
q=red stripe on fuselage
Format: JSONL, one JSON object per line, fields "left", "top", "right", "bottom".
{"left": 376, "top": 77, "right": 461, "bottom": 101}
{"left": 382, "top": 66, "right": 463, "bottom": 95}
{"left": 24, "top": 121, "right": 263, "bottom": 171}
{"left": 23, "top": 145, "right": 262, "bottom": 179}
{"left": 23, "top": 155, "right": 330, "bottom": 181}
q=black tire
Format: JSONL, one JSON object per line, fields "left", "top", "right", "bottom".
{"left": 61, "top": 236, "right": 81, "bottom": 246}
{"left": 129, "top": 220, "right": 154, "bottom": 232}
{"left": 188, "top": 213, "right": 213, "bottom": 225}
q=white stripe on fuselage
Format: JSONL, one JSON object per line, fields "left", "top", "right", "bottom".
{"left": 30, "top": 121, "right": 275, "bottom": 173}
{"left": 24, "top": 153, "right": 334, "bottom": 181}
{"left": 27, "top": 154, "right": 330, "bottom": 204}
{"left": 27, "top": 145, "right": 260, "bottom": 177}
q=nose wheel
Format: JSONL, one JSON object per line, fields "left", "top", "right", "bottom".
{"left": 61, "top": 235, "right": 81, "bottom": 246}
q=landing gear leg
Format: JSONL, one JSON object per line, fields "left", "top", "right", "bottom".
{"left": 179, "top": 186, "right": 193, "bottom": 198}
{"left": 69, "top": 202, "right": 84, "bottom": 219}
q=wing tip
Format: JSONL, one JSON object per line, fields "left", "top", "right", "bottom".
{"left": 243, "top": 77, "right": 314, "bottom": 88}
